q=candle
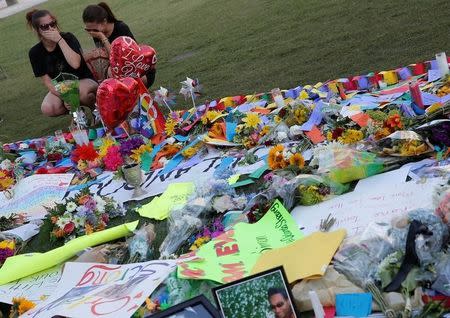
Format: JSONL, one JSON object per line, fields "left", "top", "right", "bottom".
{"left": 436, "top": 52, "right": 449, "bottom": 78}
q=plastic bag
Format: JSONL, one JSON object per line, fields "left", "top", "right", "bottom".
{"left": 431, "top": 253, "right": 450, "bottom": 296}
{"left": 52, "top": 73, "right": 80, "bottom": 112}
{"left": 127, "top": 224, "right": 156, "bottom": 262}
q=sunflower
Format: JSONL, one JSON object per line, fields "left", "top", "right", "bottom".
{"left": 289, "top": 153, "right": 305, "bottom": 168}
{"left": 268, "top": 144, "right": 288, "bottom": 170}
{"left": 242, "top": 112, "right": 261, "bottom": 129}
{"left": 130, "top": 144, "right": 153, "bottom": 162}
{"left": 164, "top": 118, "right": 177, "bottom": 136}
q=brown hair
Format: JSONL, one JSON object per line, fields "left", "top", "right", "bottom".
{"left": 82, "top": 2, "right": 117, "bottom": 23}
{"left": 26, "top": 9, "right": 58, "bottom": 30}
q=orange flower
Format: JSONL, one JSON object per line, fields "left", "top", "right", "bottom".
{"left": 54, "top": 229, "right": 65, "bottom": 238}
{"left": 78, "top": 195, "right": 90, "bottom": 205}
{"left": 208, "top": 122, "right": 226, "bottom": 140}
{"left": 385, "top": 114, "right": 403, "bottom": 130}
{"left": 289, "top": 153, "right": 305, "bottom": 168}
{"left": 85, "top": 223, "right": 94, "bottom": 235}
{"left": 50, "top": 216, "right": 59, "bottom": 224}
{"left": 268, "top": 144, "right": 288, "bottom": 170}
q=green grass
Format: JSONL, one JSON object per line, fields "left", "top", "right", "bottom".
{"left": 0, "top": 0, "right": 449, "bottom": 142}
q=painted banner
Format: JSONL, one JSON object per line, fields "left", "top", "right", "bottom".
{"left": 0, "top": 265, "right": 62, "bottom": 304}
{"left": 292, "top": 177, "right": 444, "bottom": 237}
{"left": 24, "top": 260, "right": 177, "bottom": 318}
{"left": 65, "top": 154, "right": 238, "bottom": 203}
{"left": 177, "top": 200, "right": 303, "bottom": 283}
{"left": 0, "top": 174, "right": 74, "bottom": 219}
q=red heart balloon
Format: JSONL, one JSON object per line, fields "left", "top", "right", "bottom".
{"left": 110, "top": 36, "right": 157, "bottom": 79}
{"left": 96, "top": 77, "right": 139, "bottom": 130}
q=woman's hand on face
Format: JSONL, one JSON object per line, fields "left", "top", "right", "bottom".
{"left": 41, "top": 30, "right": 62, "bottom": 43}
{"left": 87, "top": 30, "right": 106, "bottom": 41}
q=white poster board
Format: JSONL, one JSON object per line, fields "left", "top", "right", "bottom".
{"left": 292, "top": 177, "right": 444, "bottom": 238}
{"left": 25, "top": 260, "right": 176, "bottom": 318}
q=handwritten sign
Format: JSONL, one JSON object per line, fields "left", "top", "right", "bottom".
{"left": 65, "top": 154, "right": 240, "bottom": 204}
{"left": 0, "top": 265, "right": 62, "bottom": 304}
{"left": 0, "top": 174, "right": 74, "bottom": 219}
{"left": 24, "top": 260, "right": 176, "bottom": 318}
{"left": 177, "top": 200, "right": 303, "bottom": 283}
{"left": 292, "top": 177, "right": 444, "bottom": 237}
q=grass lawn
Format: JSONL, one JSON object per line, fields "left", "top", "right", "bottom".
{"left": 0, "top": 0, "right": 449, "bottom": 142}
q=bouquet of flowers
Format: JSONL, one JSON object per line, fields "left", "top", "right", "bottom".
{"left": 52, "top": 73, "right": 80, "bottom": 113}
{"left": 0, "top": 159, "right": 15, "bottom": 192}
{"left": 377, "top": 131, "right": 433, "bottom": 157}
{"left": 267, "top": 143, "right": 307, "bottom": 172}
{"left": 46, "top": 189, "right": 125, "bottom": 242}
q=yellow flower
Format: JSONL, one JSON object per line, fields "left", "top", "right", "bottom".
{"left": 182, "top": 147, "right": 198, "bottom": 159}
{"left": 130, "top": 144, "right": 153, "bottom": 163}
{"left": 201, "top": 111, "right": 222, "bottom": 125}
{"left": 0, "top": 240, "right": 14, "bottom": 250}
{"left": 0, "top": 170, "right": 14, "bottom": 191}
{"left": 268, "top": 144, "right": 288, "bottom": 170}
{"left": 289, "top": 153, "right": 305, "bottom": 168}
{"left": 338, "top": 129, "right": 364, "bottom": 144}
{"left": 98, "top": 137, "right": 116, "bottom": 158}
{"left": 165, "top": 118, "right": 177, "bottom": 136}
{"left": 274, "top": 115, "right": 282, "bottom": 124}
{"left": 242, "top": 112, "right": 261, "bottom": 129}
{"left": 11, "top": 297, "right": 36, "bottom": 315}
{"left": 260, "top": 125, "right": 271, "bottom": 136}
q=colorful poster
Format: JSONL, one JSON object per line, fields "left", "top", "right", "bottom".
{"left": 177, "top": 200, "right": 303, "bottom": 283}
{"left": 24, "top": 260, "right": 177, "bottom": 318}
{"left": 0, "top": 265, "right": 62, "bottom": 304}
{"left": 0, "top": 174, "right": 74, "bottom": 219}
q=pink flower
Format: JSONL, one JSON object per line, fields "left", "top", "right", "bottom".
{"left": 63, "top": 222, "right": 75, "bottom": 235}
{"left": 104, "top": 146, "right": 124, "bottom": 171}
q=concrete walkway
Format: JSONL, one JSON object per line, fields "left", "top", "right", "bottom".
{"left": 0, "top": 0, "right": 48, "bottom": 19}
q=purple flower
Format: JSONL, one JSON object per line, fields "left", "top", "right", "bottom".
{"left": 75, "top": 205, "right": 89, "bottom": 218}
{"left": 0, "top": 248, "right": 14, "bottom": 263}
{"left": 85, "top": 210, "right": 97, "bottom": 225}
{"left": 119, "top": 137, "right": 145, "bottom": 157}
{"left": 203, "top": 228, "right": 212, "bottom": 238}
{"left": 84, "top": 198, "right": 97, "bottom": 211}
{"left": 430, "top": 123, "right": 450, "bottom": 146}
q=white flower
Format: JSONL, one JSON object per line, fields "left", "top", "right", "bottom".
{"left": 276, "top": 131, "right": 287, "bottom": 141}
{"left": 93, "top": 195, "right": 105, "bottom": 205}
{"left": 0, "top": 159, "right": 12, "bottom": 171}
{"left": 73, "top": 216, "right": 85, "bottom": 228}
{"left": 96, "top": 201, "right": 106, "bottom": 213}
{"left": 289, "top": 125, "right": 302, "bottom": 136}
{"left": 66, "top": 202, "right": 77, "bottom": 213}
{"left": 56, "top": 213, "right": 73, "bottom": 228}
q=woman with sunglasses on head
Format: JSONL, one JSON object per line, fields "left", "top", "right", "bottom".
{"left": 27, "top": 9, "right": 98, "bottom": 117}
{"left": 82, "top": 2, "right": 156, "bottom": 87}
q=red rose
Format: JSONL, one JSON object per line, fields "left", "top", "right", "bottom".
{"left": 101, "top": 213, "right": 109, "bottom": 224}
{"left": 63, "top": 222, "right": 75, "bottom": 235}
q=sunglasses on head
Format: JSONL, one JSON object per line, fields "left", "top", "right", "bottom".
{"left": 84, "top": 28, "right": 100, "bottom": 32}
{"left": 39, "top": 21, "right": 57, "bottom": 31}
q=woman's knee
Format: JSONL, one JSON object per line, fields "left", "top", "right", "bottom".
{"left": 41, "top": 101, "right": 65, "bottom": 117}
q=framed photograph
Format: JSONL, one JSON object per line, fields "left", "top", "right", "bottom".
{"left": 146, "top": 295, "right": 221, "bottom": 318}
{"left": 213, "top": 266, "right": 299, "bottom": 318}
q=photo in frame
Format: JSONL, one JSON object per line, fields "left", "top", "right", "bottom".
{"left": 146, "top": 295, "right": 221, "bottom": 318}
{"left": 213, "top": 266, "right": 299, "bottom": 318}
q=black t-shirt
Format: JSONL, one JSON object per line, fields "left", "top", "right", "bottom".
{"left": 93, "top": 21, "right": 135, "bottom": 47}
{"left": 29, "top": 32, "right": 93, "bottom": 80}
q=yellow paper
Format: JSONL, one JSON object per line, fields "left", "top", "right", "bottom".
{"left": 299, "top": 90, "right": 309, "bottom": 99}
{"left": 380, "top": 70, "right": 399, "bottom": 85}
{"left": 219, "top": 97, "right": 234, "bottom": 107}
{"left": 0, "top": 221, "right": 138, "bottom": 285}
{"left": 251, "top": 229, "right": 346, "bottom": 283}
{"left": 228, "top": 174, "right": 240, "bottom": 185}
{"left": 138, "top": 182, "right": 195, "bottom": 220}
